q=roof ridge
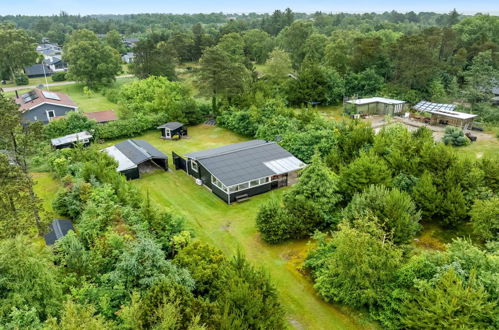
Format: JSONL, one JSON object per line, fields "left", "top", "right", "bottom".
{"left": 129, "top": 139, "right": 151, "bottom": 158}
{"left": 195, "top": 141, "right": 274, "bottom": 160}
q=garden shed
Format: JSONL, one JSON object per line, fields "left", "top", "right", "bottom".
{"left": 157, "top": 122, "right": 187, "bottom": 140}
{"left": 413, "top": 101, "right": 478, "bottom": 129}
{"left": 44, "top": 219, "right": 74, "bottom": 245}
{"left": 345, "top": 97, "right": 406, "bottom": 116}
{"left": 51, "top": 131, "right": 92, "bottom": 149}
{"left": 102, "top": 139, "right": 168, "bottom": 180}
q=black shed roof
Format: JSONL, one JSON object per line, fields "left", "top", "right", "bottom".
{"left": 157, "top": 122, "right": 184, "bottom": 130}
{"left": 186, "top": 140, "right": 306, "bottom": 187}
{"left": 44, "top": 219, "right": 74, "bottom": 245}
{"left": 24, "top": 64, "right": 52, "bottom": 76}
{"left": 114, "top": 139, "right": 167, "bottom": 165}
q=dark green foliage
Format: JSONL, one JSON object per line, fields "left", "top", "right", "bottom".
{"left": 217, "top": 110, "right": 258, "bottom": 137}
{"left": 470, "top": 197, "right": 499, "bottom": 242}
{"left": 43, "top": 111, "right": 97, "bottom": 139}
{"left": 411, "top": 171, "right": 441, "bottom": 220}
{"left": 52, "top": 177, "right": 92, "bottom": 219}
{"left": 440, "top": 186, "right": 468, "bottom": 227}
{"left": 342, "top": 185, "right": 421, "bottom": 244}
{"left": 131, "top": 33, "right": 177, "bottom": 80}
{"left": 15, "top": 73, "right": 28, "bottom": 85}
{"left": 339, "top": 151, "right": 392, "bottom": 200}
{"left": 0, "top": 236, "right": 62, "bottom": 323}
{"left": 255, "top": 199, "right": 291, "bottom": 244}
{"left": 284, "top": 154, "right": 342, "bottom": 231}
{"left": 306, "top": 219, "right": 403, "bottom": 308}
{"left": 64, "top": 29, "right": 121, "bottom": 88}
{"left": 442, "top": 126, "right": 470, "bottom": 146}
{"left": 400, "top": 267, "right": 495, "bottom": 329}
{"left": 51, "top": 71, "right": 67, "bottom": 81}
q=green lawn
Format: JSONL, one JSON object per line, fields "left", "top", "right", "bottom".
{"left": 460, "top": 133, "right": 499, "bottom": 159}
{"left": 32, "top": 172, "right": 59, "bottom": 215}
{"left": 96, "top": 124, "right": 369, "bottom": 330}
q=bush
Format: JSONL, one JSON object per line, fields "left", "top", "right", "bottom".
{"left": 442, "top": 126, "right": 470, "bottom": 146}
{"left": 43, "top": 112, "right": 97, "bottom": 139}
{"left": 96, "top": 113, "right": 169, "bottom": 140}
{"left": 255, "top": 199, "right": 291, "bottom": 244}
{"left": 15, "top": 74, "right": 28, "bottom": 86}
{"left": 51, "top": 72, "right": 67, "bottom": 82}
{"left": 102, "top": 87, "right": 120, "bottom": 104}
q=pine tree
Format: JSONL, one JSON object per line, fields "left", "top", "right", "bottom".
{"left": 411, "top": 171, "right": 441, "bottom": 221}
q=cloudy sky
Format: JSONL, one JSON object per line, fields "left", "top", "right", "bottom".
{"left": 1, "top": 0, "right": 497, "bottom": 15}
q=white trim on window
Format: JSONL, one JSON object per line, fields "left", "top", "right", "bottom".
{"left": 191, "top": 161, "right": 198, "bottom": 173}
{"left": 46, "top": 110, "right": 56, "bottom": 121}
{"left": 227, "top": 176, "right": 272, "bottom": 193}
{"left": 211, "top": 175, "right": 228, "bottom": 192}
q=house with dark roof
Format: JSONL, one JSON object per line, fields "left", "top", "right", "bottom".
{"left": 84, "top": 110, "right": 118, "bottom": 123}
{"left": 102, "top": 139, "right": 168, "bottom": 180}
{"left": 15, "top": 89, "right": 78, "bottom": 124}
{"left": 44, "top": 219, "right": 74, "bottom": 245}
{"left": 175, "top": 140, "right": 306, "bottom": 204}
{"left": 24, "top": 64, "right": 53, "bottom": 78}
{"left": 43, "top": 55, "right": 67, "bottom": 72}
{"left": 157, "top": 122, "right": 187, "bottom": 139}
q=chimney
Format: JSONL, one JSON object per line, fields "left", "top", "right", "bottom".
{"left": 15, "top": 90, "right": 19, "bottom": 99}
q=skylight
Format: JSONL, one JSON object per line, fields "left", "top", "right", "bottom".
{"left": 42, "top": 91, "right": 61, "bottom": 101}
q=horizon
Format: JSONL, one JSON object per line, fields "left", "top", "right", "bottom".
{"left": 1, "top": 0, "right": 498, "bottom": 16}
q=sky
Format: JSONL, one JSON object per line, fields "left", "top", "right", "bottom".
{"left": 0, "top": 0, "right": 497, "bottom": 16}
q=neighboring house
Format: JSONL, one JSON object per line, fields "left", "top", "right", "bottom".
{"left": 121, "top": 52, "right": 135, "bottom": 63}
{"left": 124, "top": 37, "right": 139, "bottom": 48}
{"left": 102, "top": 139, "right": 168, "bottom": 180}
{"left": 175, "top": 140, "right": 306, "bottom": 204}
{"left": 157, "top": 122, "right": 187, "bottom": 139}
{"left": 84, "top": 110, "right": 118, "bottom": 123}
{"left": 413, "top": 100, "right": 478, "bottom": 130}
{"left": 51, "top": 131, "right": 93, "bottom": 149}
{"left": 36, "top": 43, "right": 62, "bottom": 56}
{"left": 43, "top": 55, "right": 67, "bottom": 72}
{"left": 24, "top": 64, "right": 53, "bottom": 78}
{"left": 44, "top": 219, "right": 74, "bottom": 245}
{"left": 15, "top": 89, "right": 78, "bottom": 124}
{"left": 345, "top": 97, "right": 406, "bottom": 116}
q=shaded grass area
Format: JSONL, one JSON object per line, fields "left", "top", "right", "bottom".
{"left": 32, "top": 172, "right": 59, "bottom": 215}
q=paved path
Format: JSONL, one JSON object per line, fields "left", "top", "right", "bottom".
{"left": 2, "top": 74, "right": 134, "bottom": 92}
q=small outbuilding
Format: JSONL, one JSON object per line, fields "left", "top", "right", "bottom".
{"left": 157, "top": 122, "right": 187, "bottom": 140}
{"left": 345, "top": 97, "right": 406, "bottom": 116}
{"left": 413, "top": 101, "right": 478, "bottom": 130}
{"left": 84, "top": 110, "right": 118, "bottom": 123}
{"left": 51, "top": 131, "right": 92, "bottom": 149}
{"left": 102, "top": 139, "right": 168, "bottom": 180}
{"left": 44, "top": 219, "right": 74, "bottom": 245}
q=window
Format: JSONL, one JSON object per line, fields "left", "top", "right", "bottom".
{"left": 229, "top": 186, "right": 237, "bottom": 193}
{"left": 46, "top": 110, "right": 55, "bottom": 121}
{"left": 250, "top": 180, "right": 259, "bottom": 187}
{"left": 211, "top": 176, "right": 227, "bottom": 192}
{"left": 259, "top": 177, "right": 270, "bottom": 185}
{"left": 238, "top": 182, "right": 249, "bottom": 191}
{"left": 191, "top": 161, "right": 198, "bottom": 172}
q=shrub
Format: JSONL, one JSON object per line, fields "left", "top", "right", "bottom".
{"left": 51, "top": 72, "right": 67, "bottom": 82}
{"left": 255, "top": 199, "right": 291, "bottom": 244}
{"left": 442, "top": 126, "right": 470, "bottom": 146}
{"left": 15, "top": 74, "right": 28, "bottom": 86}
{"left": 43, "top": 111, "right": 97, "bottom": 139}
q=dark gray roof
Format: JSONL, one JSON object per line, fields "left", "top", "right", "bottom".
{"left": 114, "top": 139, "right": 167, "bottom": 165}
{"left": 190, "top": 141, "right": 305, "bottom": 187}
{"left": 24, "top": 64, "right": 52, "bottom": 76}
{"left": 185, "top": 140, "right": 268, "bottom": 160}
{"left": 157, "top": 122, "right": 184, "bottom": 130}
{"left": 44, "top": 219, "right": 74, "bottom": 245}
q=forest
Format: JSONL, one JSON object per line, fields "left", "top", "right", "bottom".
{"left": 0, "top": 8, "right": 498, "bottom": 329}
